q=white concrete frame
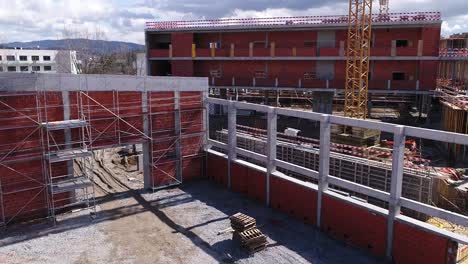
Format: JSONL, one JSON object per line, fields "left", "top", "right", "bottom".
{"left": 0, "top": 73, "right": 208, "bottom": 92}
{"left": 205, "top": 97, "right": 468, "bottom": 258}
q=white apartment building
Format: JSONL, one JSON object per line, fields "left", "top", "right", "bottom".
{"left": 0, "top": 48, "right": 80, "bottom": 74}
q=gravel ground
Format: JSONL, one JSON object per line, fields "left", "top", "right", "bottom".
{"left": 0, "top": 180, "right": 384, "bottom": 264}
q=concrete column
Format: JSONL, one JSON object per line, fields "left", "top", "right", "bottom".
{"left": 270, "top": 42, "right": 275, "bottom": 57}
{"left": 142, "top": 89, "right": 152, "bottom": 189}
{"left": 417, "top": 40, "right": 423, "bottom": 56}
{"left": 266, "top": 107, "right": 277, "bottom": 206}
{"left": 317, "top": 114, "right": 331, "bottom": 228}
{"left": 202, "top": 90, "right": 209, "bottom": 151}
{"left": 227, "top": 102, "right": 237, "bottom": 189}
{"left": 391, "top": 40, "right": 396, "bottom": 57}
{"left": 312, "top": 91, "right": 334, "bottom": 114}
{"left": 62, "top": 91, "right": 75, "bottom": 201}
{"left": 386, "top": 125, "right": 406, "bottom": 258}
{"left": 230, "top": 43, "right": 235, "bottom": 57}
{"left": 61, "top": 91, "right": 73, "bottom": 177}
{"left": 211, "top": 47, "right": 215, "bottom": 58}
{"left": 339, "top": 41, "right": 345, "bottom": 56}
{"left": 174, "top": 91, "right": 182, "bottom": 182}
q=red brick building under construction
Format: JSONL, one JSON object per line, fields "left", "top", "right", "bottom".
{"left": 145, "top": 12, "right": 441, "bottom": 106}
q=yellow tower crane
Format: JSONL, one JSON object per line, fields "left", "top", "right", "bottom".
{"left": 344, "top": 0, "right": 373, "bottom": 119}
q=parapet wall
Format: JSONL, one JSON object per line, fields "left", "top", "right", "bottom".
{"left": 206, "top": 151, "right": 458, "bottom": 263}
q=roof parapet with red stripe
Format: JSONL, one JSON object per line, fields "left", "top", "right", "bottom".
{"left": 146, "top": 12, "right": 441, "bottom": 30}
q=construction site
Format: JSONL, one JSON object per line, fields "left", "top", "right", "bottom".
{"left": 1, "top": 0, "right": 468, "bottom": 264}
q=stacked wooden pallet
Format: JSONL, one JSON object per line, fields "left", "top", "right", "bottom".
{"left": 236, "top": 228, "right": 268, "bottom": 253}
{"left": 230, "top": 213, "right": 267, "bottom": 253}
{"left": 230, "top": 212, "right": 256, "bottom": 232}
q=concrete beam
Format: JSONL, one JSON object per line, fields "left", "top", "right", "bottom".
{"left": 0, "top": 73, "right": 208, "bottom": 92}
{"left": 149, "top": 56, "right": 441, "bottom": 61}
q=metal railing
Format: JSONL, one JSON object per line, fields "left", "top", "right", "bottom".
{"left": 439, "top": 48, "right": 468, "bottom": 57}
{"left": 205, "top": 97, "right": 468, "bottom": 258}
{"left": 146, "top": 12, "right": 441, "bottom": 30}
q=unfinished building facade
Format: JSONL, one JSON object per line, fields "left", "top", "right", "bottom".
{"left": 145, "top": 12, "right": 441, "bottom": 114}
{"left": 0, "top": 72, "right": 468, "bottom": 263}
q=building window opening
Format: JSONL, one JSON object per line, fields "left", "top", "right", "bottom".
{"left": 304, "top": 41, "right": 316, "bottom": 47}
{"left": 32, "top": 56, "right": 40, "bottom": 61}
{"left": 392, "top": 72, "right": 406, "bottom": 81}
{"left": 86, "top": 145, "right": 145, "bottom": 197}
{"left": 6, "top": 55, "right": 15, "bottom": 61}
{"left": 32, "top": 66, "right": 40, "bottom": 72}
{"left": 7, "top": 66, "right": 16, "bottom": 72}
{"left": 396, "top": 40, "right": 409, "bottom": 47}
{"left": 44, "top": 66, "right": 52, "bottom": 71}
{"left": 19, "top": 56, "right": 27, "bottom": 61}
{"left": 20, "top": 66, "right": 29, "bottom": 72}
{"left": 43, "top": 56, "right": 51, "bottom": 61}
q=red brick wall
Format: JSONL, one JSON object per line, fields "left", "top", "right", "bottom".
{"left": 270, "top": 175, "right": 317, "bottom": 225}
{"left": 393, "top": 221, "right": 457, "bottom": 264}
{"left": 206, "top": 153, "right": 228, "bottom": 185}
{"left": 172, "top": 61, "right": 194, "bottom": 76}
{"left": 321, "top": 194, "right": 387, "bottom": 256}
{"left": 1, "top": 90, "right": 205, "bottom": 223}
{"left": 373, "top": 61, "right": 418, "bottom": 80}
{"left": 221, "top": 32, "right": 267, "bottom": 48}
{"left": 269, "top": 31, "right": 317, "bottom": 48}
{"left": 171, "top": 33, "right": 193, "bottom": 57}
{"left": 419, "top": 61, "right": 438, "bottom": 90}
{"left": 422, "top": 26, "right": 441, "bottom": 56}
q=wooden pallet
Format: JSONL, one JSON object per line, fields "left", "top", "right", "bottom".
{"left": 230, "top": 212, "right": 256, "bottom": 232}
{"left": 237, "top": 228, "right": 267, "bottom": 253}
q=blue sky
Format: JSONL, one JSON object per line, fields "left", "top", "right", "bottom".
{"left": 0, "top": 0, "right": 467, "bottom": 44}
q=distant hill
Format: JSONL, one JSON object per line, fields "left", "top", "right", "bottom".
{"left": 1, "top": 39, "right": 145, "bottom": 54}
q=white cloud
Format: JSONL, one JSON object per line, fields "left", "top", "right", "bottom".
{"left": 0, "top": 0, "right": 467, "bottom": 44}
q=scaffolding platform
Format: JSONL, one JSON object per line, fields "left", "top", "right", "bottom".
{"left": 51, "top": 176, "right": 92, "bottom": 194}
{"left": 47, "top": 149, "right": 92, "bottom": 163}
{"left": 42, "top": 119, "right": 87, "bottom": 130}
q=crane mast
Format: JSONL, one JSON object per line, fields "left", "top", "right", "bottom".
{"left": 344, "top": 0, "right": 373, "bottom": 119}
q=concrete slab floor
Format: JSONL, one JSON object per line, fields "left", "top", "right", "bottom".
{"left": 0, "top": 180, "right": 384, "bottom": 264}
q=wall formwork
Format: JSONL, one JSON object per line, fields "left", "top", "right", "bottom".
{"left": 0, "top": 73, "right": 207, "bottom": 226}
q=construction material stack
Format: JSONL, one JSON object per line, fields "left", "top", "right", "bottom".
{"left": 230, "top": 213, "right": 267, "bottom": 253}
